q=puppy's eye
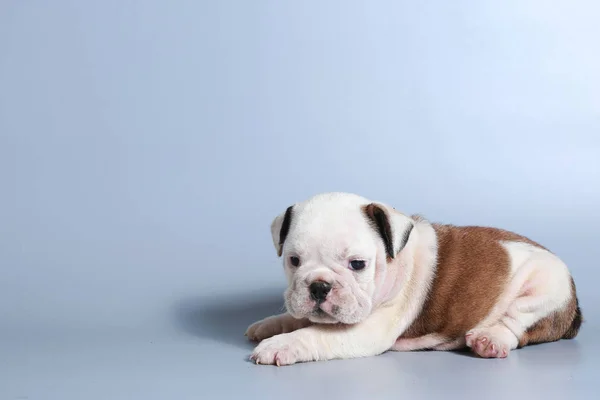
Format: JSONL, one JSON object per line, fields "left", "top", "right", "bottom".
{"left": 349, "top": 260, "right": 366, "bottom": 271}
{"left": 290, "top": 256, "right": 300, "bottom": 267}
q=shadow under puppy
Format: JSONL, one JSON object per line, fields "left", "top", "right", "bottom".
{"left": 246, "top": 192, "right": 582, "bottom": 366}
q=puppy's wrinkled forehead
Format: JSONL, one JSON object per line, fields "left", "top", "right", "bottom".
{"left": 287, "top": 193, "right": 374, "bottom": 255}
{"left": 272, "top": 192, "right": 414, "bottom": 261}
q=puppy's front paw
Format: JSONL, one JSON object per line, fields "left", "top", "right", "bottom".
{"left": 246, "top": 314, "right": 311, "bottom": 342}
{"left": 246, "top": 316, "right": 282, "bottom": 342}
{"left": 250, "top": 334, "right": 312, "bottom": 366}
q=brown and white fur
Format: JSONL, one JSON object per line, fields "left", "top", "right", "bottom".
{"left": 246, "top": 192, "right": 582, "bottom": 365}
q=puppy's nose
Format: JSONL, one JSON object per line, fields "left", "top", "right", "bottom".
{"left": 309, "top": 281, "right": 331, "bottom": 303}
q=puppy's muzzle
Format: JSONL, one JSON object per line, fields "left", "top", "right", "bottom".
{"left": 309, "top": 281, "right": 331, "bottom": 304}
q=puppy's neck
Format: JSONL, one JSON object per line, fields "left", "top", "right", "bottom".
{"left": 373, "top": 217, "right": 438, "bottom": 309}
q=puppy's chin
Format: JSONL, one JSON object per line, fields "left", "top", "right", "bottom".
{"left": 285, "top": 298, "right": 341, "bottom": 324}
{"left": 307, "top": 308, "right": 338, "bottom": 324}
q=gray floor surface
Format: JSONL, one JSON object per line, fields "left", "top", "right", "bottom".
{"left": 1, "top": 288, "right": 598, "bottom": 400}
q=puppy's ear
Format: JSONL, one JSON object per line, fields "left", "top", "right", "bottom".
{"left": 270, "top": 205, "right": 294, "bottom": 257}
{"left": 363, "top": 203, "right": 414, "bottom": 259}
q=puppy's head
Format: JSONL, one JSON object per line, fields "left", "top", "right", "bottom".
{"left": 270, "top": 192, "right": 414, "bottom": 325}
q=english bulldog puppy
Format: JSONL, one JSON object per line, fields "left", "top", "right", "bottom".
{"left": 246, "top": 192, "right": 582, "bottom": 366}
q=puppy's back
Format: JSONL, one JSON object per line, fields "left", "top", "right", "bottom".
{"left": 401, "top": 223, "right": 581, "bottom": 344}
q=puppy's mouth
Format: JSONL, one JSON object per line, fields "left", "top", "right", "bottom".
{"left": 313, "top": 307, "right": 327, "bottom": 317}
{"left": 309, "top": 303, "right": 339, "bottom": 323}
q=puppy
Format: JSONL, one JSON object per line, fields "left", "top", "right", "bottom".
{"left": 246, "top": 192, "right": 582, "bottom": 365}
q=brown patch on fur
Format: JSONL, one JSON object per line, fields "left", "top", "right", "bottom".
{"left": 518, "top": 277, "right": 583, "bottom": 347}
{"left": 402, "top": 223, "right": 549, "bottom": 341}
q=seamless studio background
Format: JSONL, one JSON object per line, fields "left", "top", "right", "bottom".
{"left": 1, "top": 1, "right": 599, "bottom": 399}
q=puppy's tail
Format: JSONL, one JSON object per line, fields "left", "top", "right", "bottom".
{"left": 562, "top": 304, "right": 582, "bottom": 339}
{"left": 562, "top": 278, "right": 583, "bottom": 340}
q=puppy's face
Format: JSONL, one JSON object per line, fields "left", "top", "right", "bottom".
{"left": 270, "top": 193, "right": 414, "bottom": 325}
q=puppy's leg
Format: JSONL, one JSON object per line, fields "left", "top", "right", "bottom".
{"left": 391, "top": 334, "right": 449, "bottom": 351}
{"left": 246, "top": 313, "right": 311, "bottom": 342}
{"left": 392, "top": 335, "right": 466, "bottom": 352}
{"left": 433, "top": 337, "right": 466, "bottom": 351}
{"left": 250, "top": 305, "right": 400, "bottom": 366}
{"left": 465, "top": 295, "right": 552, "bottom": 358}
{"left": 466, "top": 247, "right": 576, "bottom": 358}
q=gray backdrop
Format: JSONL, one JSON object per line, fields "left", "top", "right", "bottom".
{"left": 1, "top": 1, "right": 598, "bottom": 399}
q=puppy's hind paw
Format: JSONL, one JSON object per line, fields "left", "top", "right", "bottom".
{"left": 465, "top": 326, "right": 515, "bottom": 359}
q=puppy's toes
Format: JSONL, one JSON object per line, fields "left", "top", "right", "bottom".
{"left": 251, "top": 334, "right": 309, "bottom": 366}
{"left": 465, "top": 326, "right": 515, "bottom": 359}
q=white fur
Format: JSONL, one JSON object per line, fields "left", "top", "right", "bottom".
{"left": 248, "top": 192, "right": 576, "bottom": 365}
{"left": 250, "top": 192, "right": 439, "bottom": 364}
